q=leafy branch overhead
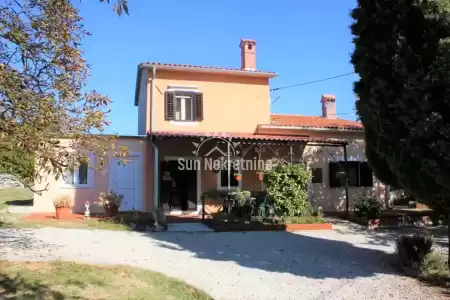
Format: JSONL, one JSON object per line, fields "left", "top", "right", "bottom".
{"left": 101, "top": 0, "right": 129, "bottom": 16}
{"left": 0, "top": 0, "right": 128, "bottom": 187}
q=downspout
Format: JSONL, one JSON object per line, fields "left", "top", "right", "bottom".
{"left": 148, "top": 66, "right": 159, "bottom": 212}
{"left": 343, "top": 144, "right": 350, "bottom": 216}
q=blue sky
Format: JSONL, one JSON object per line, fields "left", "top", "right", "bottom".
{"left": 76, "top": 0, "right": 359, "bottom": 135}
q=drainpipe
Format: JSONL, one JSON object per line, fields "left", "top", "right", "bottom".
{"left": 148, "top": 66, "right": 159, "bottom": 212}
{"left": 343, "top": 144, "right": 350, "bottom": 216}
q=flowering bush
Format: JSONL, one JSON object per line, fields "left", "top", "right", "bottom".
{"left": 53, "top": 195, "right": 72, "bottom": 208}
{"left": 97, "top": 191, "right": 123, "bottom": 208}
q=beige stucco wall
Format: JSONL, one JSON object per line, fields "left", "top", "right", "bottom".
{"left": 143, "top": 70, "right": 271, "bottom": 133}
{"left": 33, "top": 138, "right": 148, "bottom": 213}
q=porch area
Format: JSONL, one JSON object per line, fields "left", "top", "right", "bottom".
{"left": 149, "top": 131, "right": 350, "bottom": 219}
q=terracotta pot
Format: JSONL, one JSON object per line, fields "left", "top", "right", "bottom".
{"left": 257, "top": 173, "right": 264, "bottom": 181}
{"left": 235, "top": 175, "right": 242, "bottom": 181}
{"left": 368, "top": 219, "right": 381, "bottom": 227}
{"left": 55, "top": 206, "right": 72, "bottom": 219}
{"left": 104, "top": 206, "right": 119, "bottom": 218}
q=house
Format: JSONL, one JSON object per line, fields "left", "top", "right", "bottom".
{"left": 33, "top": 39, "right": 387, "bottom": 215}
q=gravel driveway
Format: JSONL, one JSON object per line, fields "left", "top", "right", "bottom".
{"left": 0, "top": 223, "right": 448, "bottom": 300}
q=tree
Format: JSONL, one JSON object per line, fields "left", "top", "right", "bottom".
{"left": 0, "top": 0, "right": 128, "bottom": 189}
{"left": 351, "top": 0, "right": 450, "bottom": 266}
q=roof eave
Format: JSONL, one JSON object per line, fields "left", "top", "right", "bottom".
{"left": 258, "top": 124, "right": 364, "bottom": 132}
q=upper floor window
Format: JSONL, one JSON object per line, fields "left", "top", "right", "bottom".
{"left": 165, "top": 89, "right": 203, "bottom": 122}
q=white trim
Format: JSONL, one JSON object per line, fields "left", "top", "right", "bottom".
{"left": 163, "top": 156, "right": 202, "bottom": 212}
{"left": 167, "top": 85, "right": 200, "bottom": 92}
{"left": 169, "top": 121, "right": 199, "bottom": 126}
{"left": 109, "top": 152, "right": 143, "bottom": 211}
{"left": 60, "top": 152, "right": 95, "bottom": 189}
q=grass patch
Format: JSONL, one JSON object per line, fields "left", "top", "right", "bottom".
{"left": 0, "top": 261, "right": 213, "bottom": 300}
{"left": 0, "top": 188, "right": 33, "bottom": 210}
{"left": 0, "top": 214, "right": 132, "bottom": 231}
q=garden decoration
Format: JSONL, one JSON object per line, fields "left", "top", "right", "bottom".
{"left": 84, "top": 201, "right": 90, "bottom": 219}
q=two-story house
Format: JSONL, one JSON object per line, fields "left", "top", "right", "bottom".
{"left": 33, "top": 39, "right": 387, "bottom": 215}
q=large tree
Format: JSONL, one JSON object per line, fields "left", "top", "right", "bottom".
{"left": 351, "top": 0, "right": 450, "bottom": 264}
{"left": 0, "top": 0, "right": 129, "bottom": 189}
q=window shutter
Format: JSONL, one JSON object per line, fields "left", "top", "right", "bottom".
{"left": 195, "top": 93, "right": 203, "bottom": 121}
{"left": 360, "top": 162, "right": 374, "bottom": 187}
{"left": 165, "top": 92, "right": 174, "bottom": 120}
{"left": 329, "top": 162, "right": 341, "bottom": 187}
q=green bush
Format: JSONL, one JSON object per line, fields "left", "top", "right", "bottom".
{"left": 263, "top": 163, "right": 311, "bottom": 217}
{"left": 421, "top": 252, "right": 449, "bottom": 275}
{"left": 354, "top": 195, "right": 383, "bottom": 220}
{"left": 396, "top": 233, "right": 434, "bottom": 270}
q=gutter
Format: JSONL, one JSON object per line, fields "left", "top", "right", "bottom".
{"left": 147, "top": 66, "right": 159, "bottom": 212}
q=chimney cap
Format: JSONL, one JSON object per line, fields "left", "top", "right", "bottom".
{"left": 240, "top": 39, "right": 256, "bottom": 47}
{"left": 321, "top": 94, "right": 336, "bottom": 102}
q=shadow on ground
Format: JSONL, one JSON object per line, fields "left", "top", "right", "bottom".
{"left": 142, "top": 229, "right": 399, "bottom": 280}
{"left": 0, "top": 273, "right": 65, "bottom": 300}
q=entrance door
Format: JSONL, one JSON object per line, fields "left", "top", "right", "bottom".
{"left": 160, "top": 160, "right": 197, "bottom": 211}
{"left": 110, "top": 157, "right": 140, "bottom": 211}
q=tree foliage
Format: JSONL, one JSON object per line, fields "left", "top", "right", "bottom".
{"left": 0, "top": 0, "right": 128, "bottom": 188}
{"left": 351, "top": 0, "right": 450, "bottom": 211}
{"left": 263, "top": 163, "right": 312, "bottom": 217}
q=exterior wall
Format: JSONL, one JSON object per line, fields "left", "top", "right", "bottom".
{"left": 33, "top": 138, "right": 148, "bottom": 213}
{"left": 137, "top": 68, "right": 149, "bottom": 135}
{"left": 147, "top": 70, "right": 271, "bottom": 133}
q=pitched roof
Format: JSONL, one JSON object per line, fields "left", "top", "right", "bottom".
{"left": 141, "top": 62, "right": 276, "bottom": 76}
{"left": 148, "top": 131, "right": 348, "bottom": 145}
{"left": 269, "top": 114, "right": 364, "bottom": 130}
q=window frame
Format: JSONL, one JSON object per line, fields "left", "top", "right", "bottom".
{"left": 311, "top": 167, "right": 323, "bottom": 184}
{"left": 166, "top": 86, "right": 202, "bottom": 123}
{"left": 174, "top": 93, "right": 194, "bottom": 121}
{"left": 216, "top": 159, "right": 242, "bottom": 191}
{"left": 60, "top": 153, "right": 95, "bottom": 189}
{"left": 329, "top": 161, "right": 373, "bottom": 188}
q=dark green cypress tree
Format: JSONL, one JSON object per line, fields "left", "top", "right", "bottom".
{"left": 351, "top": 0, "right": 450, "bottom": 267}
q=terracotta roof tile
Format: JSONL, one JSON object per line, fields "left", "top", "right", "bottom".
{"left": 148, "top": 131, "right": 347, "bottom": 144}
{"left": 142, "top": 62, "right": 276, "bottom": 75}
{"left": 269, "top": 114, "right": 363, "bottom": 130}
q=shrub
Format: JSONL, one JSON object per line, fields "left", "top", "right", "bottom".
{"left": 421, "top": 252, "right": 449, "bottom": 276}
{"left": 281, "top": 215, "right": 325, "bottom": 224}
{"left": 97, "top": 191, "right": 123, "bottom": 209}
{"left": 396, "top": 233, "right": 434, "bottom": 269}
{"left": 354, "top": 195, "right": 383, "bottom": 220}
{"left": 53, "top": 195, "right": 72, "bottom": 208}
{"left": 263, "top": 163, "right": 311, "bottom": 217}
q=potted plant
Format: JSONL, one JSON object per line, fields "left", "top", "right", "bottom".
{"left": 234, "top": 172, "right": 242, "bottom": 181}
{"left": 97, "top": 191, "right": 123, "bottom": 217}
{"left": 354, "top": 195, "right": 383, "bottom": 227}
{"left": 53, "top": 195, "right": 73, "bottom": 219}
{"left": 256, "top": 171, "right": 264, "bottom": 181}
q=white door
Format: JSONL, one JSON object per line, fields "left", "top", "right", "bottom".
{"left": 110, "top": 157, "right": 139, "bottom": 211}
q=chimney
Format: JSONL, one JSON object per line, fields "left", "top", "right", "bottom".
{"left": 240, "top": 39, "right": 256, "bottom": 70}
{"left": 321, "top": 94, "right": 336, "bottom": 119}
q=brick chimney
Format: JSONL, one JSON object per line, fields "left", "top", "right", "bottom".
{"left": 240, "top": 39, "right": 256, "bottom": 70}
{"left": 321, "top": 94, "right": 336, "bottom": 119}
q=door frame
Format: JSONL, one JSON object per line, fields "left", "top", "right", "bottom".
{"left": 164, "top": 156, "right": 201, "bottom": 212}
{"left": 109, "top": 152, "right": 143, "bottom": 211}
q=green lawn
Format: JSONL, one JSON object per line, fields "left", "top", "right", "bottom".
{"left": 0, "top": 188, "right": 33, "bottom": 210}
{"left": 0, "top": 261, "right": 213, "bottom": 300}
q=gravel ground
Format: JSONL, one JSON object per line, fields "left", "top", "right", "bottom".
{"left": 0, "top": 222, "right": 448, "bottom": 300}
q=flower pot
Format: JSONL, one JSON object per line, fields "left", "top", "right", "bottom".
{"left": 257, "top": 173, "right": 264, "bottom": 181}
{"left": 368, "top": 219, "right": 380, "bottom": 228}
{"left": 235, "top": 175, "right": 242, "bottom": 181}
{"left": 104, "top": 206, "right": 119, "bottom": 218}
{"left": 55, "top": 206, "right": 72, "bottom": 219}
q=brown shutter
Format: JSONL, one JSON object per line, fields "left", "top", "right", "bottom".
{"left": 195, "top": 93, "right": 203, "bottom": 121}
{"left": 165, "top": 92, "right": 174, "bottom": 120}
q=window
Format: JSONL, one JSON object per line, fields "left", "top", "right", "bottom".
{"left": 329, "top": 161, "right": 373, "bottom": 188}
{"left": 165, "top": 90, "right": 203, "bottom": 122}
{"left": 217, "top": 165, "right": 241, "bottom": 190}
{"left": 311, "top": 168, "right": 323, "bottom": 183}
{"left": 61, "top": 154, "right": 94, "bottom": 188}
